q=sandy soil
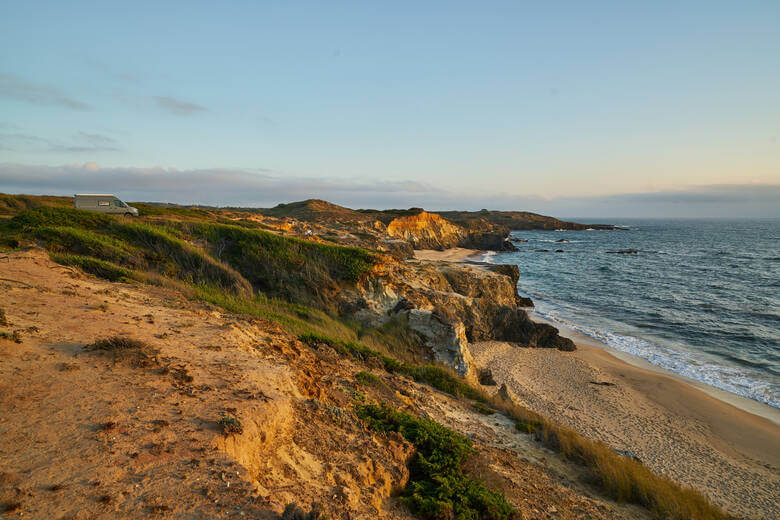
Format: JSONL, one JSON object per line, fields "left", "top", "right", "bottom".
{"left": 413, "top": 248, "right": 483, "bottom": 262}
{"left": 0, "top": 249, "right": 653, "bottom": 519}
{"left": 468, "top": 340, "right": 780, "bottom": 519}
{"left": 0, "top": 250, "right": 415, "bottom": 519}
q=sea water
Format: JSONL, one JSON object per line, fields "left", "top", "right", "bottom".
{"left": 484, "top": 219, "right": 780, "bottom": 408}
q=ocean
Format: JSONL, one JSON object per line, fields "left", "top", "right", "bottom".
{"left": 482, "top": 218, "right": 780, "bottom": 409}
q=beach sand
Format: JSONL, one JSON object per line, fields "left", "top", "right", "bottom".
{"left": 468, "top": 332, "right": 780, "bottom": 519}
{"left": 413, "top": 248, "right": 483, "bottom": 262}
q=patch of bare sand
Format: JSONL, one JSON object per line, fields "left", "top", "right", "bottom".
{"left": 468, "top": 340, "right": 780, "bottom": 520}
{"left": 413, "top": 248, "right": 482, "bottom": 262}
{"left": 0, "top": 250, "right": 413, "bottom": 519}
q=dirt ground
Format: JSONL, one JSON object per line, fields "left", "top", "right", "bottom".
{"left": 0, "top": 250, "right": 654, "bottom": 519}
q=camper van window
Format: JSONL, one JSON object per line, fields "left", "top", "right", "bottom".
{"left": 98, "top": 201, "right": 109, "bottom": 206}
{"left": 113, "top": 200, "right": 124, "bottom": 207}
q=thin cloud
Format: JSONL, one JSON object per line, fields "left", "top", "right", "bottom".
{"left": 153, "top": 96, "right": 206, "bottom": 116}
{"left": 0, "top": 74, "right": 90, "bottom": 110}
{"left": 0, "top": 163, "right": 777, "bottom": 218}
{"left": 0, "top": 163, "right": 438, "bottom": 207}
{"left": 77, "top": 132, "right": 117, "bottom": 146}
{"left": 0, "top": 132, "right": 119, "bottom": 153}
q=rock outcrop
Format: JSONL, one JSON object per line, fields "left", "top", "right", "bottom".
{"left": 438, "top": 209, "right": 620, "bottom": 231}
{"left": 344, "top": 257, "right": 575, "bottom": 378}
{"left": 385, "top": 211, "right": 465, "bottom": 250}
{"left": 385, "top": 210, "right": 515, "bottom": 252}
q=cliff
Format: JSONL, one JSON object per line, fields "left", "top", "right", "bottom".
{"left": 385, "top": 211, "right": 465, "bottom": 250}
{"left": 438, "top": 209, "right": 618, "bottom": 230}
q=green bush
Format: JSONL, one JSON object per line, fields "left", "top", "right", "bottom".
{"left": 355, "top": 403, "right": 516, "bottom": 520}
{"left": 218, "top": 416, "right": 243, "bottom": 435}
{"left": 355, "top": 370, "right": 384, "bottom": 387}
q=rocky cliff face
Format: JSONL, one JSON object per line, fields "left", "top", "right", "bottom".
{"left": 385, "top": 211, "right": 515, "bottom": 251}
{"left": 385, "top": 211, "right": 465, "bottom": 250}
{"left": 342, "top": 258, "right": 575, "bottom": 379}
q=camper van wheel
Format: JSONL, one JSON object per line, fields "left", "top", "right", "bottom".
{"left": 124, "top": 212, "right": 134, "bottom": 218}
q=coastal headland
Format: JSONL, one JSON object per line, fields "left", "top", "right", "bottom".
{"left": 0, "top": 193, "right": 774, "bottom": 519}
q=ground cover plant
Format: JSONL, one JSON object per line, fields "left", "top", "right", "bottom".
{"left": 178, "top": 222, "right": 378, "bottom": 309}
{"left": 355, "top": 403, "right": 516, "bottom": 520}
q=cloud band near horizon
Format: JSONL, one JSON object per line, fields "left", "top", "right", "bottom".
{"left": 0, "top": 162, "right": 778, "bottom": 218}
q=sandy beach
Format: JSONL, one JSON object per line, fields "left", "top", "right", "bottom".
{"left": 413, "top": 248, "right": 483, "bottom": 262}
{"left": 469, "top": 333, "right": 780, "bottom": 519}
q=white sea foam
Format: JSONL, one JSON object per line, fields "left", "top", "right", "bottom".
{"left": 534, "top": 308, "right": 780, "bottom": 409}
{"left": 480, "top": 251, "right": 497, "bottom": 262}
{"left": 473, "top": 240, "right": 779, "bottom": 408}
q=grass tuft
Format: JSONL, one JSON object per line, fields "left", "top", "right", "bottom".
{"left": 218, "top": 416, "right": 243, "bottom": 435}
{"left": 85, "top": 336, "right": 160, "bottom": 368}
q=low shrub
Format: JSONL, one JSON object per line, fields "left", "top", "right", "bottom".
{"left": 355, "top": 403, "right": 516, "bottom": 520}
{"left": 85, "top": 336, "right": 159, "bottom": 367}
{"left": 514, "top": 419, "right": 537, "bottom": 434}
{"left": 218, "top": 416, "right": 243, "bottom": 435}
{"left": 473, "top": 403, "right": 497, "bottom": 415}
{"left": 281, "top": 502, "right": 324, "bottom": 520}
{"left": 355, "top": 370, "right": 384, "bottom": 388}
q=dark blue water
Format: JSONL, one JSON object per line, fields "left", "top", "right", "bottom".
{"left": 484, "top": 219, "right": 780, "bottom": 408}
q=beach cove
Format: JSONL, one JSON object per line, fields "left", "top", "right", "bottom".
{"left": 416, "top": 248, "right": 780, "bottom": 519}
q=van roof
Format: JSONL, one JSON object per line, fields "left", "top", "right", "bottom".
{"left": 75, "top": 194, "right": 116, "bottom": 197}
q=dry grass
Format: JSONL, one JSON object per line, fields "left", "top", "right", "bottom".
{"left": 84, "top": 336, "right": 160, "bottom": 368}
{"left": 482, "top": 394, "right": 732, "bottom": 520}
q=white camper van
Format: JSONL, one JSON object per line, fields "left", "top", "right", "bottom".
{"left": 74, "top": 194, "right": 139, "bottom": 217}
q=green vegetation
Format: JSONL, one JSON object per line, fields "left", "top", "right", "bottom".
{"left": 303, "top": 331, "right": 729, "bottom": 520}
{"left": 179, "top": 222, "right": 378, "bottom": 309}
{"left": 195, "top": 287, "right": 358, "bottom": 342}
{"left": 52, "top": 254, "right": 143, "bottom": 283}
{"left": 513, "top": 419, "right": 537, "bottom": 434}
{"left": 3, "top": 207, "right": 250, "bottom": 294}
{"left": 472, "top": 403, "right": 497, "bottom": 416}
{"left": 0, "top": 193, "right": 71, "bottom": 216}
{"left": 1, "top": 195, "right": 730, "bottom": 520}
{"left": 218, "top": 416, "right": 243, "bottom": 435}
{"left": 354, "top": 370, "right": 384, "bottom": 388}
{"left": 129, "top": 202, "right": 213, "bottom": 219}
{"left": 300, "top": 332, "right": 488, "bottom": 402}
{"left": 355, "top": 403, "right": 516, "bottom": 520}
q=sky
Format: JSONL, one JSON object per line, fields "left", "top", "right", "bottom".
{"left": 1, "top": 1, "right": 778, "bottom": 217}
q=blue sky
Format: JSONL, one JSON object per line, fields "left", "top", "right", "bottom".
{"left": 1, "top": 1, "right": 778, "bottom": 216}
